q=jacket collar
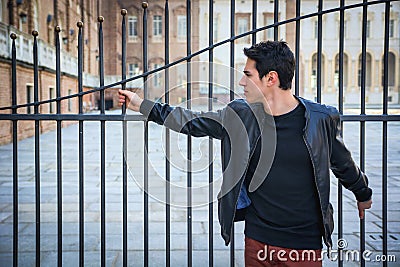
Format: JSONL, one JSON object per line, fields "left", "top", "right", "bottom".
{"left": 294, "top": 95, "right": 311, "bottom": 132}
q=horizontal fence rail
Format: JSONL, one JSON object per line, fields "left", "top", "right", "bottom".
{"left": 0, "top": 0, "right": 399, "bottom": 266}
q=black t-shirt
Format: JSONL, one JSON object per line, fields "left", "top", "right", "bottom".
{"left": 244, "top": 104, "right": 324, "bottom": 250}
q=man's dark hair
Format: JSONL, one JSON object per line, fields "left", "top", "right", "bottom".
{"left": 243, "top": 41, "right": 295, "bottom": 90}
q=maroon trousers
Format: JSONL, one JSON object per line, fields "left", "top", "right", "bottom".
{"left": 245, "top": 237, "right": 323, "bottom": 267}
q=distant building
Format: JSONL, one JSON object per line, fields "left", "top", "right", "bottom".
{"left": 197, "top": 0, "right": 399, "bottom": 106}
{"left": 0, "top": 0, "right": 399, "bottom": 144}
{"left": 300, "top": 0, "right": 399, "bottom": 105}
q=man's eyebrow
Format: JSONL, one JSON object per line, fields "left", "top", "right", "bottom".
{"left": 243, "top": 70, "right": 251, "bottom": 75}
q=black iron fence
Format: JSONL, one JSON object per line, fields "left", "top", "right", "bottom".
{"left": 0, "top": 0, "right": 399, "bottom": 266}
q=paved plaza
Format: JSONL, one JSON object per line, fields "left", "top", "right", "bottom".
{"left": 0, "top": 108, "right": 399, "bottom": 266}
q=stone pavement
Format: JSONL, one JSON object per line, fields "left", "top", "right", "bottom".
{"left": 0, "top": 108, "right": 399, "bottom": 266}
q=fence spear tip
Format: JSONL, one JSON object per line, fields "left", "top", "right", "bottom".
{"left": 55, "top": 26, "right": 61, "bottom": 33}
{"left": 32, "top": 30, "right": 39, "bottom": 37}
{"left": 98, "top": 16, "right": 104, "bottom": 23}
{"left": 77, "top": 21, "right": 83, "bottom": 28}
{"left": 142, "top": 2, "right": 148, "bottom": 9}
{"left": 10, "top": 33, "right": 17, "bottom": 39}
{"left": 121, "top": 9, "right": 127, "bottom": 16}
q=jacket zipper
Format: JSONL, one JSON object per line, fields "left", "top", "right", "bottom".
{"left": 303, "top": 133, "right": 332, "bottom": 248}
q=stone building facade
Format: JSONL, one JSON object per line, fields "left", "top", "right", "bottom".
{"left": 0, "top": 0, "right": 399, "bottom": 145}
{"left": 0, "top": 0, "right": 99, "bottom": 145}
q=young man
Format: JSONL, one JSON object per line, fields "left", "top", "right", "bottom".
{"left": 119, "top": 41, "right": 372, "bottom": 266}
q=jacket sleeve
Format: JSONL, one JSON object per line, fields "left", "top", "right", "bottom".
{"left": 140, "top": 99, "right": 225, "bottom": 140}
{"left": 329, "top": 110, "right": 372, "bottom": 202}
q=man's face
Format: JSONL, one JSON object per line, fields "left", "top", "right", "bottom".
{"left": 239, "top": 58, "right": 266, "bottom": 104}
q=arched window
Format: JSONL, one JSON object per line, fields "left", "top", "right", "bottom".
{"left": 334, "top": 53, "right": 348, "bottom": 91}
{"left": 358, "top": 53, "right": 372, "bottom": 89}
{"left": 311, "top": 53, "right": 325, "bottom": 90}
{"left": 381, "top": 52, "right": 396, "bottom": 87}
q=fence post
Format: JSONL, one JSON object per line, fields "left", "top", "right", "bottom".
{"left": 33, "top": 28, "right": 42, "bottom": 267}
{"left": 97, "top": 15, "right": 106, "bottom": 267}
{"left": 10, "top": 31, "right": 18, "bottom": 267}
{"left": 120, "top": 8, "right": 128, "bottom": 267}
{"left": 77, "top": 20, "right": 85, "bottom": 267}
{"left": 54, "top": 25, "right": 64, "bottom": 267}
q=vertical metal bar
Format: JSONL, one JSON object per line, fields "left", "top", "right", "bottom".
{"left": 164, "top": 1, "right": 171, "bottom": 266}
{"left": 359, "top": 1, "right": 368, "bottom": 265}
{"left": 251, "top": 0, "right": 257, "bottom": 45}
{"left": 32, "top": 29, "right": 41, "bottom": 267}
{"left": 54, "top": 25, "right": 63, "bottom": 267}
{"left": 294, "top": 0, "right": 300, "bottom": 96}
{"left": 316, "top": 0, "right": 323, "bottom": 103}
{"left": 230, "top": 0, "right": 235, "bottom": 101}
{"left": 382, "top": 2, "right": 390, "bottom": 266}
{"left": 80, "top": 0, "right": 84, "bottom": 71}
{"left": 54, "top": 0, "right": 58, "bottom": 46}
{"left": 208, "top": 0, "right": 214, "bottom": 266}
{"left": 97, "top": 15, "right": 106, "bottom": 267}
{"left": 338, "top": 0, "right": 344, "bottom": 115}
{"left": 273, "top": 0, "right": 279, "bottom": 41}
{"left": 229, "top": 0, "right": 235, "bottom": 265}
{"left": 77, "top": 21, "right": 84, "bottom": 267}
{"left": 120, "top": 8, "right": 128, "bottom": 267}
{"left": 186, "top": 1, "right": 193, "bottom": 266}
{"left": 141, "top": 3, "right": 149, "bottom": 267}
{"left": 337, "top": 1, "right": 345, "bottom": 266}
{"left": 10, "top": 32, "right": 18, "bottom": 267}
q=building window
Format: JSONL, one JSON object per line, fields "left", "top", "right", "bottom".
{"left": 311, "top": 53, "right": 325, "bottom": 90}
{"left": 238, "top": 18, "right": 248, "bottom": 34}
{"left": 128, "top": 16, "right": 138, "bottom": 41}
{"left": 366, "top": 20, "right": 371, "bottom": 38}
{"left": 264, "top": 12, "right": 280, "bottom": 40}
{"left": 26, "top": 85, "right": 33, "bottom": 114}
{"left": 265, "top": 15, "right": 274, "bottom": 40}
{"left": 358, "top": 53, "right": 372, "bottom": 89}
{"left": 177, "top": 15, "right": 186, "bottom": 41}
{"left": 68, "top": 89, "right": 72, "bottom": 112}
{"left": 389, "top": 19, "right": 394, "bottom": 38}
{"left": 177, "top": 64, "right": 187, "bottom": 89}
{"left": 238, "top": 18, "right": 248, "bottom": 35}
{"left": 334, "top": 54, "right": 348, "bottom": 91}
{"left": 49, "top": 87, "right": 55, "bottom": 113}
{"left": 236, "top": 14, "right": 250, "bottom": 43}
{"left": 213, "top": 15, "right": 219, "bottom": 42}
{"left": 314, "top": 20, "right": 318, "bottom": 39}
{"left": 129, "top": 63, "right": 139, "bottom": 77}
{"left": 153, "top": 15, "right": 162, "bottom": 37}
{"left": 153, "top": 63, "right": 163, "bottom": 88}
{"left": 382, "top": 52, "right": 396, "bottom": 87}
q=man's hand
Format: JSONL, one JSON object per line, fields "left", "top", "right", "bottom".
{"left": 357, "top": 199, "right": 372, "bottom": 219}
{"left": 118, "top": 89, "right": 143, "bottom": 112}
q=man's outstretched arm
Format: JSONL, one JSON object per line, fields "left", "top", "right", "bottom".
{"left": 118, "top": 89, "right": 225, "bottom": 139}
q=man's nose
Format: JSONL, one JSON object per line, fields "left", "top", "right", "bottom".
{"left": 239, "top": 75, "right": 246, "bottom": 86}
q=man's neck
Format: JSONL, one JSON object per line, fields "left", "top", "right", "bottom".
{"left": 262, "top": 88, "right": 298, "bottom": 116}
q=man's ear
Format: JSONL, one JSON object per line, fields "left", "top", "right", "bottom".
{"left": 266, "top": 71, "right": 279, "bottom": 85}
